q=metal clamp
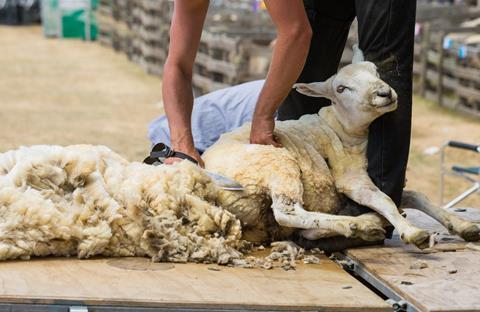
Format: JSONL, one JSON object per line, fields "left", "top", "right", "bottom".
{"left": 334, "top": 253, "right": 419, "bottom": 312}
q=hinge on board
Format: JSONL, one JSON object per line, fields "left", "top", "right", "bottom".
{"left": 386, "top": 299, "right": 408, "bottom": 312}
{"left": 70, "top": 306, "right": 88, "bottom": 312}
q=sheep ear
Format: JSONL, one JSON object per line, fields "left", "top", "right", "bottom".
{"left": 293, "top": 77, "right": 334, "bottom": 99}
{"left": 352, "top": 44, "right": 365, "bottom": 64}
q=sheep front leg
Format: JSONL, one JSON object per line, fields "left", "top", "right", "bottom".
{"left": 401, "top": 190, "right": 480, "bottom": 242}
{"left": 338, "top": 176, "right": 430, "bottom": 249}
{"left": 271, "top": 196, "right": 386, "bottom": 241}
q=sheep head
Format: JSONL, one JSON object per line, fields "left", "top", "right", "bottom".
{"left": 293, "top": 61, "right": 398, "bottom": 135}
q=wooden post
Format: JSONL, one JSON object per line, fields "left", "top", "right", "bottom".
{"left": 419, "top": 22, "right": 430, "bottom": 98}
{"left": 437, "top": 31, "right": 445, "bottom": 107}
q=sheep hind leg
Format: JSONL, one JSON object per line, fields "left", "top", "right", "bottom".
{"left": 272, "top": 196, "right": 386, "bottom": 242}
{"left": 401, "top": 190, "right": 480, "bottom": 242}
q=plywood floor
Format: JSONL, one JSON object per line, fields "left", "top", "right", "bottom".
{"left": 0, "top": 255, "right": 389, "bottom": 311}
{"left": 346, "top": 208, "right": 480, "bottom": 312}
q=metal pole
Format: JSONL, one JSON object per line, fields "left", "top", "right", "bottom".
{"left": 443, "top": 183, "right": 480, "bottom": 209}
{"left": 58, "top": 0, "right": 63, "bottom": 38}
{"left": 85, "top": 0, "right": 91, "bottom": 41}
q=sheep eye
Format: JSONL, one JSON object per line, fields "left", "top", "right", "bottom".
{"left": 336, "top": 85, "right": 346, "bottom": 93}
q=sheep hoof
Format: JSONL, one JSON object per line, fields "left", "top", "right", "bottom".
{"left": 401, "top": 228, "right": 430, "bottom": 249}
{"left": 363, "top": 227, "right": 386, "bottom": 242}
{"left": 351, "top": 222, "right": 385, "bottom": 242}
{"left": 458, "top": 224, "right": 480, "bottom": 242}
{"left": 350, "top": 214, "right": 386, "bottom": 242}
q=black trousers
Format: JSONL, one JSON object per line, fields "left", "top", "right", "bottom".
{"left": 279, "top": 0, "right": 417, "bottom": 210}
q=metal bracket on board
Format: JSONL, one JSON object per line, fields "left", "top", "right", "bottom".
{"left": 386, "top": 299, "right": 408, "bottom": 312}
{"left": 333, "top": 252, "right": 419, "bottom": 312}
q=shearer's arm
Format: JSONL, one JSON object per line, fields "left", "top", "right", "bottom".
{"left": 162, "top": 0, "right": 209, "bottom": 166}
{"left": 250, "top": 0, "right": 312, "bottom": 146}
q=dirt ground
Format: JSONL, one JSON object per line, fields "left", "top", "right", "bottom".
{"left": 408, "top": 98, "right": 480, "bottom": 207}
{"left": 0, "top": 26, "right": 162, "bottom": 161}
{"left": 1, "top": 26, "right": 479, "bottom": 207}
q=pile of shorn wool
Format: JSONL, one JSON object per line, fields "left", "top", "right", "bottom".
{"left": 0, "top": 145, "right": 246, "bottom": 263}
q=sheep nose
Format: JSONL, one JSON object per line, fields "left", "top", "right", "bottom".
{"left": 377, "top": 88, "right": 392, "bottom": 99}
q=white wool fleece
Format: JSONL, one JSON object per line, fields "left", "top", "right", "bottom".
{"left": 0, "top": 145, "right": 244, "bottom": 263}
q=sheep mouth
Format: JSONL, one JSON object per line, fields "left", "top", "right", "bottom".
{"left": 376, "top": 100, "right": 397, "bottom": 108}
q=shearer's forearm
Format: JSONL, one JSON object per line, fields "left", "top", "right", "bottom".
{"left": 162, "top": 0, "right": 208, "bottom": 153}
{"left": 253, "top": 33, "right": 311, "bottom": 119}
{"left": 253, "top": 0, "right": 311, "bottom": 120}
{"left": 163, "top": 63, "right": 195, "bottom": 151}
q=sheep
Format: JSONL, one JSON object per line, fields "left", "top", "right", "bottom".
{"left": 202, "top": 60, "right": 480, "bottom": 249}
{"left": 0, "top": 58, "right": 478, "bottom": 264}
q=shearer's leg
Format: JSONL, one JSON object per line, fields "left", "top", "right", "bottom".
{"left": 356, "top": 0, "right": 417, "bottom": 207}
{"left": 277, "top": 0, "right": 355, "bottom": 120}
{"left": 401, "top": 190, "right": 480, "bottom": 242}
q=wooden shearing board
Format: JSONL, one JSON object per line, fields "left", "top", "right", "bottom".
{"left": 0, "top": 254, "right": 389, "bottom": 311}
{"left": 345, "top": 208, "right": 480, "bottom": 312}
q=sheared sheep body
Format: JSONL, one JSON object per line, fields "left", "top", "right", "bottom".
{"left": 205, "top": 107, "right": 391, "bottom": 243}
{"left": 0, "top": 145, "right": 243, "bottom": 262}
{"left": 205, "top": 111, "right": 346, "bottom": 242}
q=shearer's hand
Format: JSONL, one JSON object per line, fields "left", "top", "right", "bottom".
{"left": 164, "top": 144, "right": 205, "bottom": 168}
{"left": 250, "top": 115, "right": 283, "bottom": 148}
